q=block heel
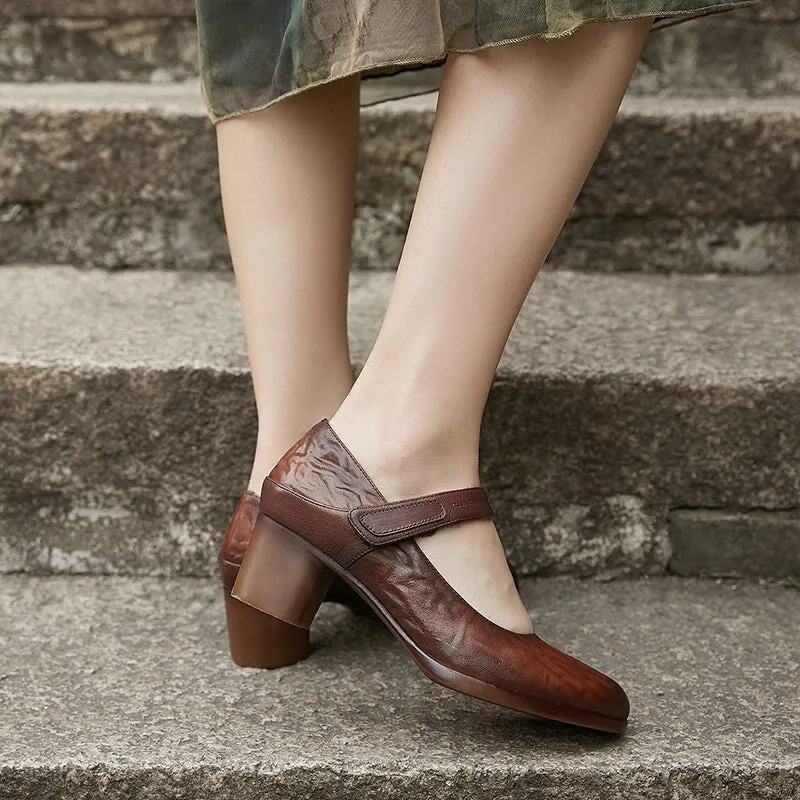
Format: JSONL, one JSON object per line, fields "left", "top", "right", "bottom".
{"left": 223, "top": 589, "right": 310, "bottom": 668}
{"left": 232, "top": 512, "right": 334, "bottom": 630}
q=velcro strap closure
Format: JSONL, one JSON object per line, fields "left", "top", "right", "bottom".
{"left": 349, "top": 487, "right": 493, "bottom": 547}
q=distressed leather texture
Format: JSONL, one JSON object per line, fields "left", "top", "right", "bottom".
{"left": 218, "top": 490, "right": 260, "bottom": 592}
{"left": 270, "top": 421, "right": 385, "bottom": 508}
{"left": 218, "top": 487, "right": 365, "bottom": 608}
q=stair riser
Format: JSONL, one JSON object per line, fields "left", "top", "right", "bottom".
{"left": 1, "top": 365, "right": 797, "bottom": 579}
{"left": 633, "top": 15, "right": 800, "bottom": 97}
{"left": 3, "top": 202, "right": 798, "bottom": 275}
{"left": 2, "top": 3, "right": 799, "bottom": 95}
{"left": 0, "top": 17, "right": 198, "bottom": 82}
{"left": 2, "top": 98, "right": 798, "bottom": 273}
{"left": 3, "top": 767, "right": 799, "bottom": 800}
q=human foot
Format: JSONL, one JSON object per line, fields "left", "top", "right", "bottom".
{"left": 327, "top": 413, "right": 533, "bottom": 634}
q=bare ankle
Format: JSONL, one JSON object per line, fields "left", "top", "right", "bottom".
{"left": 329, "top": 403, "right": 480, "bottom": 499}
{"left": 248, "top": 387, "right": 353, "bottom": 494}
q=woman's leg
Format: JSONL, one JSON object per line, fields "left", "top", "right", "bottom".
{"left": 331, "top": 20, "right": 653, "bottom": 632}
{"left": 216, "top": 76, "right": 361, "bottom": 492}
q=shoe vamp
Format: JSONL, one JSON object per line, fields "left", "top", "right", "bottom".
{"left": 348, "top": 540, "right": 622, "bottom": 715}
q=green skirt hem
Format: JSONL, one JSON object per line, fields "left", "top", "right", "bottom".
{"left": 202, "top": 0, "right": 760, "bottom": 125}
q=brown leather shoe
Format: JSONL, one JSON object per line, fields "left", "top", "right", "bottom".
{"left": 219, "top": 490, "right": 369, "bottom": 669}
{"left": 232, "top": 421, "right": 630, "bottom": 733}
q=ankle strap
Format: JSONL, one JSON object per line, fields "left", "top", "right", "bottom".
{"left": 349, "top": 487, "right": 493, "bottom": 547}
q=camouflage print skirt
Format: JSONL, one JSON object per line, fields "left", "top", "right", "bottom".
{"left": 196, "top": 0, "right": 759, "bottom": 124}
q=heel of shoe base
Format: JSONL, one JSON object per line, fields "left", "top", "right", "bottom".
{"left": 223, "top": 590, "right": 310, "bottom": 669}
{"left": 232, "top": 514, "right": 333, "bottom": 629}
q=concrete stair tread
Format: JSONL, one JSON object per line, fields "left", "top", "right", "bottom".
{"left": 1, "top": 574, "right": 797, "bottom": 797}
{"left": 0, "top": 79, "right": 206, "bottom": 113}
{"left": 2, "top": 79, "right": 799, "bottom": 114}
{"left": 1, "top": 266, "right": 798, "bottom": 381}
{"left": 2, "top": 84, "right": 798, "bottom": 275}
{"left": 1, "top": 266, "right": 799, "bottom": 580}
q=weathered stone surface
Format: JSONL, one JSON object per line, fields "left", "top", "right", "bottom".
{"left": 2, "top": 88, "right": 795, "bottom": 217}
{"left": 0, "top": 17, "right": 199, "bottom": 83}
{"left": 669, "top": 509, "right": 800, "bottom": 576}
{"left": 1, "top": 575, "right": 798, "bottom": 799}
{"left": 549, "top": 216, "right": 800, "bottom": 274}
{"left": 0, "top": 201, "right": 230, "bottom": 271}
{"left": 3, "top": 0, "right": 799, "bottom": 92}
{"left": 0, "top": 83, "right": 212, "bottom": 208}
{"left": 1, "top": 86, "right": 798, "bottom": 274}
{"left": 7, "top": 0, "right": 195, "bottom": 18}
{"left": 3, "top": 201, "right": 799, "bottom": 275}
{"left": 1, "top": 267, "right": 798, "bottom": 578}
{"left": 635, "top": 14, "right": 800, "bottom": 97}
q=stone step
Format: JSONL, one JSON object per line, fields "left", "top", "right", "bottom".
{"left": 2, "top": 0, "right": 798, "bottom": 98}
{"left": 0, "top": 1, "right": 198, "bottom": 83}
{"left": 1, "top": 266, "right": 798, "bottom": 579}
{"left": 1, "top": 84, "right": 799, "bottom": 275}
{"left": 1, "top": 574, "right": 797, "bottom": 798}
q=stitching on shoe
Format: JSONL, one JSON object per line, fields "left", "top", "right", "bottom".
{"left": 355, "top": 492, "right": 491, "bottom": 536}
{"left": 359, "top": 500, "right": 446, "bottom": 535}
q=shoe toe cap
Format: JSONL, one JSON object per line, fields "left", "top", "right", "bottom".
{"left": 588, "top": 671, "right": 630, "bottom": 721}
{"left": 530, "top": 636, "right": 630, "bottom": 721}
